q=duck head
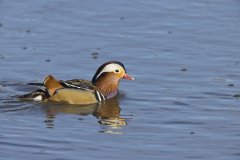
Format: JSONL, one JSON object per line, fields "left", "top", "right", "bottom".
{"left": 92, "top": 61, "right": 134, "bottom": 99}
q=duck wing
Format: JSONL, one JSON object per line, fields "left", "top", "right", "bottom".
{"left": 60, "top": 79, "right": 96, "bottom": 91}
{"left": 28, "top": 79, "right": 96, "bottom": 91}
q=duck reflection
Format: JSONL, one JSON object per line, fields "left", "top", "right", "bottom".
{"left": 43, "top": 97, "right": 127, "bottom": 133}
{"left": 94, "top": 97, "right": 127, "bottom": 134}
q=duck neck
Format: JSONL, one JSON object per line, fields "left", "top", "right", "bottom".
{"left": 95, "top": 73, "right": 119, "bottom": 99}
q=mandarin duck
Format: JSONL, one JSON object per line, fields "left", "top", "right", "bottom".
{"left": 19, "top": 61, "right": 134, "bottom": 105}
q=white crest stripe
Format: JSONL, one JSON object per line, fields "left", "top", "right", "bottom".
{"left": 96, "top": 63, "right": 123, "bottom": 79}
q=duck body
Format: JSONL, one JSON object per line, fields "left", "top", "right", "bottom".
{"left": 19, "top": 61, "right": 134, "bottom": 105}
{"left": 46, "top": 77, "right": 105, "bottom": 105}
{"left": 50, "top": 88, "right": 101, "bottom": 105}
{"left": 20, "top": 78, "right": 104, "bottom": 105}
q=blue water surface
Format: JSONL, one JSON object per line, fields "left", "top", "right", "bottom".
{"left": 0, "top": 0, "right": 240, "bottom": 160}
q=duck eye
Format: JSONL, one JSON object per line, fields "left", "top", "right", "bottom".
{"left": 115, "top": 69, "right": 119, "bottom": 73}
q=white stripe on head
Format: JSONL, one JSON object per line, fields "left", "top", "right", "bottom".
{"left": 96, "top": 63, "right": 124, "bottom": 79}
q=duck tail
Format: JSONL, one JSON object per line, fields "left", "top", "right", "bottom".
{"left": 18, "top": 89, "right": 48, "bottom": 101}
{"left": 43, "top": 75, "right": 63, "bottom": 96}
{"left": 27, "top": 82, "right": 44, "bottom": 86}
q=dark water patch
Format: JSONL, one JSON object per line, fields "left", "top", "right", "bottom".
{"left": 187, "top": 96, "right": 206, "bottom": 99}
{"left": 228, "top": 83, "right": 234, "bottom": 87}
{"left": 235, "top": 62, "right": 240, "bottom": 65}
{"left": 163, "top": 121, "right": 206, "bottom": 125}
{"left": 120, "top": 16, "right": 125, "bottom": 20}
{"left": 45, "top": 59, "right": 51, "bottom": 62}
{"left": 233, "top": 94, "right": 240, "bottom": 98}
{"left": 172, "top": 101, "right": 190, "bottom": 106}
{"left": 91, "top": 52, "right": 99, "bottom": 59}
{"left": 22, "top": 46, "right": 27, "bottom": 50}
{"left": 200, "top": 105, "right": 240, "bottom": 112}
{"left": 34, "top": 138, "right": 72, "bottom": 145}
{"left": 126, "top": 97, "right": 161, "bottom": 103}
{"left": 185, "top": 156, "right": 205, "bottom": 159}
{"left": 26, "top": 29, "right": 31, "bottom": 33}
{"left": 233, "top": 153, "right": 240, "bottom": 156}
{"left": 202, "top": 91, "right": 233, "bottom": 99}
{"left": 0, "top": 140, "right": 48, "bottom": 150}
{"left": 180, "top": 68, "right": 187, "bottom": 72}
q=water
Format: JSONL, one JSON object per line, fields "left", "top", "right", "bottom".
{"left": 0, "top": 0, "right": 240, "bottom": 159}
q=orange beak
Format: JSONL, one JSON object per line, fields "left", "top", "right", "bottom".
{"left": 123, "top": 73, "right": 134, "bottom": 80}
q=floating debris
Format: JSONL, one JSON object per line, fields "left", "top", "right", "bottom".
{"left": 120, "top": 16, "right": 125, "bottom": 20}
{"left": 26, "top": 29, "right": 31, "bottom": 33}
{"left": 45, "top": 59, "right": 51, "bottom": 62}
{"left": 228, "top": 83, "right": 234, "bottom": 87}
{"left": 168, "top": 30, "right": 172, "bottom": 34}
{"left": 233, "top": 94, "right": 240, "bottom": 98}
{"left": 22, "top": 46, "right": 27, "bottom": 50}
{"left": 91, "top": 52, "right": 99, "bottom": 59}
{"left": 181, "top": 68, "right": 187, "bottom": 72}
{"left": 0, "top": 23, "right": 2, "bottom": 27}
{"left": 189, "top": 131, "right": 195, "bottom": 134}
